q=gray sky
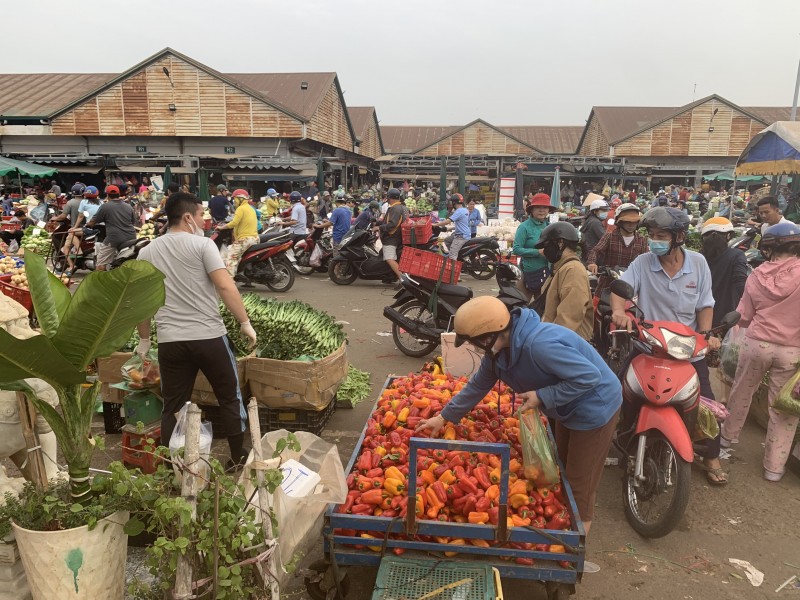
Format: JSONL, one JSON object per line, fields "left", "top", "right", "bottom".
{"left": 4, "top": 0, "right": 799, "bottom": 126}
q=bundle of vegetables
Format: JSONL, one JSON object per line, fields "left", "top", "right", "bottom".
{"left": 20, "top": 227, "right": 52, "bottom": 255}
{"left": 221, "top": 293, "right": 346, "bottom": 359}
{"left": 337, "top": 365, "right": 372, "bottom": 407}
{"left": 336, "top": 372, "right": 573, "bottom": 564}
{"left": 138, "top": 222, "right": 157, "bottom": 240}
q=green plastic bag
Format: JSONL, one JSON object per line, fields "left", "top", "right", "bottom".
{"left": 518, "top": 409, "right": 560, "bottom": 487}
{"left": 773, "top": 367, "right": 800, "bottom": 417}
{"left": 694, "top": 403, "right": 720, "bottom": 441}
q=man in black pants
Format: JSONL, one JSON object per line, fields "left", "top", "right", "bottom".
{"left": 136, "top": 192, "right": 257, "bottom": 470}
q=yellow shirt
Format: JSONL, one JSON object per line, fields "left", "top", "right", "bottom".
{"left": 265, "top": 197, "right": 281, "bottom": 217}
{"left": 229, "top": 203, "right": 258, "bottom": 241}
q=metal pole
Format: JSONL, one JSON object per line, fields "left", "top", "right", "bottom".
{"left": 174, "top": 403, "right": 201, "bottom": 600}
{"left": 791, "top": 57, "right": 800, "bottom": 121}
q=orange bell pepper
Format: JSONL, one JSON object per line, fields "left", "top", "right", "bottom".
{"left": 415, "top": 493, "right": 425, "bottom": 516}
{"left": 445, "top": 539, "right": 465, "bottom": 557}
{"left": 385, "top": 466, "right": 405, "bottom": 483}
{"left": 486, "top": 484, "right": 500, "bottom": 503}
{"left": 489, "top": 467, "right": 502, "bottom": 485}
{"left": 549, "top": 545, "right": 565, "bottom": 554}
{"left": 468, "top": 511, "right": 489, "bottom": 524}
{"left": 488, "top": 455, "right": 501, "bottom": 469}
{"left": 426, "top": 487, "right": 444, "bottom": 519}
{"left": 418, "top": 469, "right": 436, "bottom": 486}
{"left": 509, "top": 493, "right": 530, "bottom": 510}
{"left": 397, "top": 407, "right": 410, "bottom": 423}
{"left": 438, "top": 469, "right": 457, "bottom": 485}
{"left": 509, "top": 458, "right": 522, "bottom": 474}
{"left": 470, "top": 538, "right": 490, "bottom": 548}
{"left": 511, "top": 514, "right": 531, "bottom": 527}
{"left": 412, "top": 397, "right": 430, "bottom": 409}
{"left": 383, "top": 478, "right": 406, "bottom": 496}
{"left": 510, "top": 479, "right": 528, "bottom": 496}
{"left": 382, "top": 412, "right": 397, "bottom": 428}
{"left": 444, "top": 425, "right": 456, "bottom": 440}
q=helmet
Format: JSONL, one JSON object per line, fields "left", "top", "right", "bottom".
{"left": 589, "top": 199, "right": 609, "bottom": 212}
{"left": 701, "top": 217, "right": 734, "bottom": 234}
{"left": 387, "top": 188, "right": 401, "bottom": 199}
{"left": 451, "top": 193, "right": 464, "bottom": 205}
{"left": 83, "top": 185, "right": 99, "bottom": 199}
{"left": 216, "top": 184, "right": 228, "bottom": 192}
{"left": 335, "top": 190, "right": 346, "bottom": 199}
{"left": 640, "top": 207, "right": 690, "bottom": 234}
{"left": 760, "top": 221, "right": 800, "bottom": 252}
{"left": 610, "top": 197, "right": 622, "bottom": 209}
{"left": 70, "top": 183, "right": 86, "bottom": 196}
{"left": 232, "top": 188, "right": 250, "bottom": 199}
{"left": 534, "top": 222, "right": 579, "bottom": 248}
{"left": 615, "top": 203, "right": 641, "bottom": 222}
{"left": 105, "top": 185, "right": 120, "bottom": 196}
{"left": 453, "top": 296, "right": 511, "bottom": 349}
{"left": 267, "top": 188, "right": 277, "bottom": 197}
{"left": 368, "top": 201, "right": 380, "bottom": 210}
{"left": 289, "top": 191, "right": 303, "bottom": 203}
{"left": 529, "top": 193, "right": 552, "bottom": 208}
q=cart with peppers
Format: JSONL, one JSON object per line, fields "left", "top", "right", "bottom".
{"left": 306, "top": 372, "right": 585, "bottom": 600}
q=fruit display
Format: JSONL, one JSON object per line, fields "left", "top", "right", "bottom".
{"left": 138, "top": 222, "right": 156, "bottom": 240}
{"left": 20, "top": 227, "right": 52, "bottom": 255}
{"left": 0, "top": 256, "right": 20, "bottom": 274}
{"left": 336, "top": 372, "right": 574, "bottom": 563}
{"left": 6, "top": 267, "right": 28, "bottom": 289}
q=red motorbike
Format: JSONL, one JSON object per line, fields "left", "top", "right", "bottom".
{"left": 210, "top": 229, "right": 296, "bottom": 292}
{"left": 609, "top": 279, "right": 739, "bottom": 538}
{"left": 292, "top": 226, "right": 334, "bottom": 275}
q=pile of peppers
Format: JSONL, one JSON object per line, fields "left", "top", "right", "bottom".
{"left": 335, "top": 372, "right": 573, "bottom": 564}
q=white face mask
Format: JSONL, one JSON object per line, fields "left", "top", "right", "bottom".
{"left": 188, "top": 217, "right": 204, "bottom": 237}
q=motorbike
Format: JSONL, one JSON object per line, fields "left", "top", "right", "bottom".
{"left": 292, "top": 226, "right": 334, "bottom": 275}
{"left": 383, "top": 262, "right": 528, "bottom": 357}
{"left": 109, "top": 235, "right": 152, "bottom": 270}
{"left": 209, "top": 228, "right": 297, "bottom": 292}
{"left": 327, "top": 227, "right": 439, "bottom": 285}
{"left": 728, "top": 226, "right": 766, "bottom": 270}
{"left": 590, "top": 266, "right": 627, "bottom": 372}
{"left": 437, "top": 232, "right": 502, "bottom": 280}
{"left": 609, "top": 279, "right": 740, "bottom": 538}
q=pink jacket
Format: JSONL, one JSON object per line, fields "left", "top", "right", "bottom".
{"left": 736, "top": 257, "right": 800, "bottom": 347}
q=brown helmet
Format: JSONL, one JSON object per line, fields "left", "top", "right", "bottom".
{"left": 454, "top": 296, "right": 511, "bottom": 350}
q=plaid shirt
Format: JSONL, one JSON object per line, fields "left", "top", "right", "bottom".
{"left": 586, "top": 230, "right": 649, "bottom": 293}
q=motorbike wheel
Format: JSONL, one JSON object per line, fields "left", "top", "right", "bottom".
{"left": 293, "top": 248, "right": 316, "bottom": 275}
{"left": 465, "top": 249, "right": 497, "bottom": 280}
{"left": 391, "top": 301, "right": 439, "bottom": 358}
{"left": 622, "top": 432, "right": 691, "bottom": 538}
{"left": 328, "top": 260, "right": 358, "bottom": 285}
{"left": 264, "top": 259, "right": 295, "bottom": 292}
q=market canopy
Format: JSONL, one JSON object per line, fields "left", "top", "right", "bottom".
{"left": 704, "top": 170, "right": 767, "bottom": 183}
{"left": 0, "top": 156, "right": 58, "bottom": 178}
{"left": 735, "top": 121, "right": 800, "bottom": 177}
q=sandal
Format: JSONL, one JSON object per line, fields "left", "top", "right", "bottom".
{"left": 705, "top": 467, "right": 728, "bottom": 486}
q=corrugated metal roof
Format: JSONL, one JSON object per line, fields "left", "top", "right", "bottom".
{"left": 380, "top": 126, "right": 460, "bottom": 154}
{"left": 225, "top": 72, "right": 336, "bottom": 121}
{"left": 347, "top": 107, "right": 375, "bottom": 139}
{"left": 0, "top": 73, "right": 113, "bottom": 117}
{"left": 745, "top": 107, "right": 793, "bottom": 125}
{"left": 499, "top": 126, "right": 584, "bottom": 154}
{"left": 591, "top": 106, "right": 677, "bottom": 144}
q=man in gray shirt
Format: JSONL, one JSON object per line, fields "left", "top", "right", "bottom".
{"left": 137, "top": 192, "right": 257, "bottom": 470}
{"left": 51, "top": 184, "right": 86, "bottom": 273}
{"left": 86, "top": 185, "right": 137, "bottom": 270}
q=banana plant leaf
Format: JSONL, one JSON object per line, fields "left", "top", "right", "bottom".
{"left": 24, "top": 251, "right": 71, "bottom": 339}
{"left": 0, "top": 328, "right": 84, "bottom": 387}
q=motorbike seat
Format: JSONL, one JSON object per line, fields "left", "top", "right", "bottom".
{"left": 597, "top": 289, "right": 613, "bottom": 316}
{"left": 464, "top": 236, "right": 495, "bottom": 246}
{"left": 259, "top": 230, "right": 289, "bottom": 243}
{"left": 117, "top": 238, "right": 138, "bottom": 250}
{"left": 417, "top": 277, "right": 472, "bottom": 299}
{"left": 247, "top": 238, "right": 288, "bottom": 253}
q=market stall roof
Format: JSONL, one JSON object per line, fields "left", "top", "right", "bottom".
{"left": 735, "top": 121, "right": 800, "bottom": 176}
{"left": 704, "top": 169, "right": 766, "bottom": 182}
{"left": 0, "top": 156, "right": 58, "bottom": 177}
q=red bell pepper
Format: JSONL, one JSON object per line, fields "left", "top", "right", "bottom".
{"left": 360, "top": 489, "right": 386, "bottom": 505}
{"left": 473, "top": 466, "right": 491, "bottom": 490}
{"left": 475, "top": 497, "right": 491, "bottom": 512}
{"left": 357, "top": 450, "right": 373, "bottom": 473}
{"left": 351, "top": 503, "right": 373, "bottom": 515}
{"left": 365, "top": 468, "right": 384, "bottom": 479}
{"left": 431, "top": 481, "right": 448, "bottom": 504}
{"left": 462, "top": 495, "right": 477, "bottom": 516}
{"left": 488, "top": 506, "right": 500, "bottom": 526}
{"left": 515, "top": 557, "right": 535, "bottom": 566}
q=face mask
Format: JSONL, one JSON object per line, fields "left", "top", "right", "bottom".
{"left": 598, "top": 211, "right": 609, "bottom": 219}
{"left": 701, "top": 234, "right": 727, "bottom": 259}
{"left": 648, "top": 239, "right": 671, "bottom": 256}
{"left": 188, "top": 218, "right": 204, "bottom": 237}
{"left": 542, "top": 242, "right": 562, "bottom": 263}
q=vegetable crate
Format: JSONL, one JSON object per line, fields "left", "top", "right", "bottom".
{"left": 401, "top": 216, "right": 433, "bottom": 246}
{"left": 121, "top": 422, "right": 161, "bottom": 474}
{"left": 399, "top": 248, "right": 462, "bottom": 283}
{"left": 0, "top": 274, "right": 32, "bottom": 313}
{"left": 1, "top": 221, "right": 20, "bottom": 232}
{"left": 103, "top": 401, "right": 126, "bottom": 434}
{"left": 257, "top": 395, "right": 336, "bottom": 435}
{"left": 372, "top": 556, "right": 503, "bottom": 600}
{"left": 322, "top": 376, "right": 585, "bottom": 591}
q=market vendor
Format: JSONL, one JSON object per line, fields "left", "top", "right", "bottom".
{"left": 416, "top": 297, "right": 621, "bottom": 564}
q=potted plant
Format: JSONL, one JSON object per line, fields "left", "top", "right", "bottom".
{"left": 0, "top": 251, "right": 165, "bottom": 599}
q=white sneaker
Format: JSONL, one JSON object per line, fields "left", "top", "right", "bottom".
{"left": 763, "top": 469, "right": 783, "bottom": 482}
{"left": 720, "top": 437, "right": 736, "bottom": 449}
{"left": 583, "top": 560, "right": 600, "bottom": 573}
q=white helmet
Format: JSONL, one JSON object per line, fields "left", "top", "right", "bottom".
{"left": 701, "top": 217, "right": 734, "bottom": 234}
{"left": 590, "top": 199, "right": 609, "bottom": 212}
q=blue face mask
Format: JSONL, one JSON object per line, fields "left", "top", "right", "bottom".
{"left": 648, "top": 239, "right": 671, "bottom": 256}
{"left": 598, "top": 211, "right": 609, "bottom": 219}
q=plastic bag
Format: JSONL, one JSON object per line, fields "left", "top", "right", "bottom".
{"left": 240, "top": 429, "right": 346, "bottom": 586}
{"left": 309, "top": 243, "right": 323, "bottom": 267}
{"left": 773, "top": 367, "right": 800, "bottom": 417}
{"left": 694, "top": 403, "right": 720, "bottom": 441}
{"left": 169, "top": 402, "right": 213, "bottom": 486}
{"left": 7, "top": 240, "right": 18, "bottom": 254}
{"left": 121, "top": 349, "right": 161, "bottom": 389}
{"left": 700, "top": 395, "right": 729, "bottom": 422}
{"left": 719, "top": 326, "right": 746, "bottom": 383}
{"left": 518, "top": 409, "right": 560, "bottom": 487}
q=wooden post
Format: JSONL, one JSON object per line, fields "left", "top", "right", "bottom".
{"left": 173, "top": 403, "right": 201, "bottom": 600}
{"left": 247, "top": 397, "right": 280, "bottom": 600}
{"left": 16, "top": 392, "right": 48, "bottom": 492}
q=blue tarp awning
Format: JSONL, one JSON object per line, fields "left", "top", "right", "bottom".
{"left": 736, "top": 121, "right": 800, "bottom": 176}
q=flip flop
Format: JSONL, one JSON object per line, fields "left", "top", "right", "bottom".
{"left": 705, "top": 467, "right": 728, "bottom": 486}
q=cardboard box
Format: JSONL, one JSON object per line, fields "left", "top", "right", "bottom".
{"left": 247, "top": 343, "right": 348, "bottom": 410}
{"left": 441, "top": 332, "right": 484, "bottom": 378}
{"left": 96, "top": 352, "right": 133, "bottom": 384}
{"left": 191, "top": 357, "right": 248, "bottom": 406}
{"left": 100, "top": 382, "right": 126, "bottom": 405}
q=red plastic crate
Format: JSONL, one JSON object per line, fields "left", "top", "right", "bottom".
{"left": 1, "top": 222, "right": 21, "bottom": 232}
{"left": 0, "top": 274, "right": 33, "bottom": 313}
{"left": 121, "top": 423, "right": 161, "bottom": 474}
{"left": 401, "top": 216, "right": 433, "bottom": 246}
{"left": 399, "top": 248, "right": 462, "bottom": 283}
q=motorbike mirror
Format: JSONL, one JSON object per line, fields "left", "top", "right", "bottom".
{"left": 720, "top": 311, "right": 741, "bottom": 329}
{"left": 610, "top": 279, "right": 634, "bottom": 300}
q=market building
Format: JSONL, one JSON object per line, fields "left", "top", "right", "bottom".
{"left": 0, "top": 48, "right": 377, "bottom": 197}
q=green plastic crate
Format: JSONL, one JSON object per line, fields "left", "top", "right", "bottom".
{"left": 123, "top": 390, "right": 163, "bottom": 426}
{"left": 372, "top": 556, "right": 502, "bottom": 600}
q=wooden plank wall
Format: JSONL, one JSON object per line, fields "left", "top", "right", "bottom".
{"left": 613, "top": 99, "right": 766, "bottom": 157}
{"left": 578, "top": 114, "right": 610, "bottom": 156}
{"left": 358, "top": 113, "right": 382, "bottom": 159}
{"left": 51, "top": 55, "right": 303, "bottom": 139}
{"left": 307, "top": 82, "right": 354, "bottom": 151}
{"left": 417, "top": 122, "right": 532, "bottom": 156}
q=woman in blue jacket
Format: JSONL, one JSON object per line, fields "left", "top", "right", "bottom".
{"left": 417, "top": 296, "right": 621, "bottom": 543}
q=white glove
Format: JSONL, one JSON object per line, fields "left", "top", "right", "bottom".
{"left": 239, "top": 321, "right": 257, "bottom": 350}
{"left": 134, "top": 339, "right": 151, "bottom": 359}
